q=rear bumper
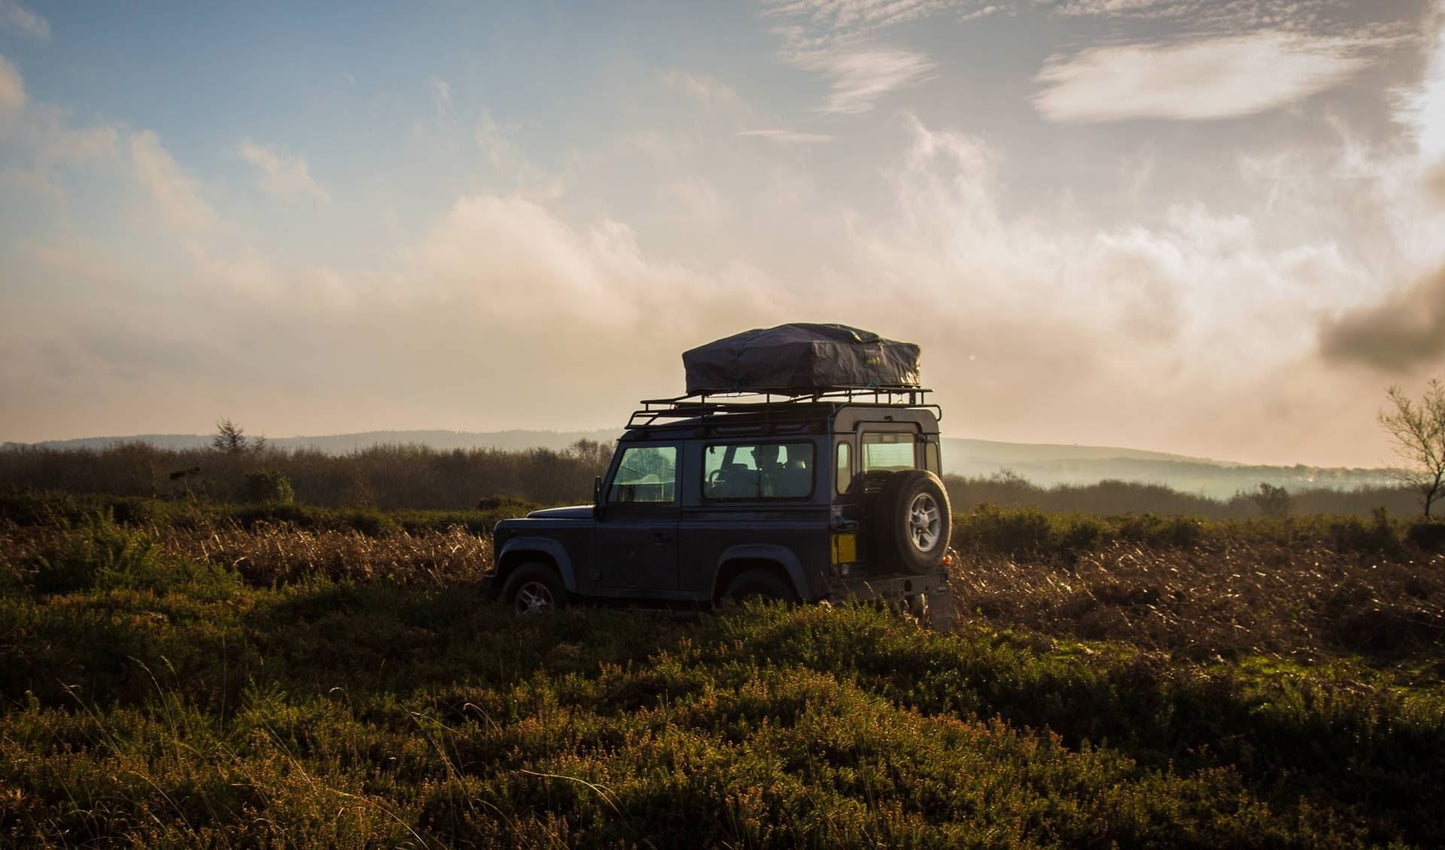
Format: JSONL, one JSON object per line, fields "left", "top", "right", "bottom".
{"left": 825, "top": 570, "right": 949, "bottom": 603}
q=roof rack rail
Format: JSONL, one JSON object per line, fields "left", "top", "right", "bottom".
{"left": 627, "top": 386, "right": 937, "bottom": 429}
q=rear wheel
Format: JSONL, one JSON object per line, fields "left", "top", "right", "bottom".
{"left": 721, "top": 569, "right": 797, "bottom": 604}
{"left": 873, "top": 470, "right": 952, "bottom": 574}
{"left": 501, "top": 562, "right": 567, "bottom": 614}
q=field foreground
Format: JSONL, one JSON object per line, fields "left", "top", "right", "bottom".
{"left": 2, "top": 503, "right": 1444, "bottom": 846}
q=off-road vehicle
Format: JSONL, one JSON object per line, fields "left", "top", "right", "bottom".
{"left": 489, "top": 324, "right": 955, "bottom": 626}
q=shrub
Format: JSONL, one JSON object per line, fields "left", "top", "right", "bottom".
{"left": 1326, "top": 508, "right": 1403, "bottom": 557}
{"left": 956, "top": 504, "right": 1053, "bottom": 558}
{"left": 340, "top": 508, "right": 399, "bottom": 538}
{"left": 1407, "top": 521, "right": 1445, "bottom": 553}
{"left": 27, "top": 514, "right": 158, "bottom": 595}
{"left": 241, "top": 469, "right": 295, "bottom": 505}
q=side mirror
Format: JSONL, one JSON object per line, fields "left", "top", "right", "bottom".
{"left": 593, "top": 475, "right": 605, "bottom": 520}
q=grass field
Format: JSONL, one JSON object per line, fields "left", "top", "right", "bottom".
{"left": 2, "top": 496, "right": 1444, "bottom": 846}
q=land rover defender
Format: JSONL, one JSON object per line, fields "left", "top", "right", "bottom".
{"left": 489, "top": 324, "right": 956, "bottom": 627}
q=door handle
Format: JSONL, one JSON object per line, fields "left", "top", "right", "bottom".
{"left": 652, "top": 532, "right": 672, "bottom": 545}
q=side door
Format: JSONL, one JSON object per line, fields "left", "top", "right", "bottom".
{"left": 595, "top": 444, "right": 680, "bottom": 592}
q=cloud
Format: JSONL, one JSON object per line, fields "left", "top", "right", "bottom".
{"left": 808, "top": 115, "right": 1397, "bottom": 461}
{"left": 129, "top": 130, "right": 216, "bottom": 230}
{"left": 0, "top": 58, "right": 117, "bottom": 208}
{"left": 28, "top": 109, "right": 117, "bottom": 164}
{"left": 236, "top": 139, "right": 328, "bottom": 202}
{"left": 409, "top": 195, "right": 733, "bottom": 325}
{"left": 737, "top": 128, "right": 835, "bottom": 143}
{"left": 0, "top": 104, "right": 1426, "bottom": 465}
{"left": 1046, "top": 0, "right": 1413, "bottom": 38}
{"left": 761, "top": 1, "right": 953, "bottom": 113}
{"left": 1430, "top": 160, "right": 1445, "bottom": 204}
{"left": 1033, "top": 32, "right": 1377, "bottom": 122}
{"left": 1054, "top": 0, "right": 1172, "bottom": 14}
{"left": 1319, "top": 264, "right": 1445, "bottom": 372}
{"left": 0, "top": 190, "right": 786, "bottom": 440}
{"left": 0, "top": 53, "right": 25, "bottom": 114}
{"left": 429, "top": 76, "right": 452, "bottom": 117}
{"left": 474, "top": 110, "right": 564, "bottom": 199}
{"left": 762, "top": 0, "right": 978, "bottom": 40}
{"left": 796, "top": 47, "right": 937, "bottom": 114}
{"left": 659, "top": 177, "right": 728, "bottom": 223}
{"left": 0, "top": 0, "right": 48, "bottom": 40}
{"left": 1396, "top": 16, "right": 1445, "bottom": 160}
{"left": 660, "top": 69, "right": 744, "bottom": 110}
{"left": 0, "top": 167, "right": 59, "bottom": 200}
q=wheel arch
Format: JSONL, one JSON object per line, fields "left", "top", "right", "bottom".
{"left": 711, "top": 544, "right": 807, "bottom": 602}
{"left": 495, "top": 537, "right": 576, "bottom": 594}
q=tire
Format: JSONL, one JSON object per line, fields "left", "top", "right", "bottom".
{"left": 721, "top": 569, "right": 797, "bottom": 604}
{"left": 501, "top": 562, "right": 567, "bottom": 615}
{"left": 872, "top": 470, "right": 952, "bottom": 574}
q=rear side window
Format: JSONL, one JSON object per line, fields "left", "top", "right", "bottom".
{"left": 704, "top": 442, "right": 814, "bottom": 499}
{"left": 861, "top": 433, "right": 917, "bottom": 472}
{"left": 835, "top": 442, "right": 853, "bottom": 495}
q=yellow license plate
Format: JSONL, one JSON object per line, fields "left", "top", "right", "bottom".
{"left": 832, "top": 533, "right": 857, "bottom": 565}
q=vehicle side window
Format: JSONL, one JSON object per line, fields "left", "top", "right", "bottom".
{"left": 924, "top": 441, "right": 940, "bottom": 475}
{"left": 835, "top": 441, "right": 853, "bottom": 495}
{"left": 703, "top": 442, "right": 814, "bottom": 499}
{"left": 861, "top": 433, "right": 917, "bottom": 472}
{"left": 608, "top": 446, "right": 677, "bottom": 504}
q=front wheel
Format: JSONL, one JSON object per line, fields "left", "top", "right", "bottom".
{"left": 501, "top": 562, "right": 567, "bottom": 615}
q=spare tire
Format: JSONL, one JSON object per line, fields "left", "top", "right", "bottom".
{"left": 872, "top": 470, "right": 952, "bottom": 574}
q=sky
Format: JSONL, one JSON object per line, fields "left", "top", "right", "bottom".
{"left": 1, "top": 0, "right": 1443, "bottom": 467}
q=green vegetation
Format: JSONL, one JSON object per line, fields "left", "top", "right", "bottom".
{"left": 1, "top": 498, "right": 1443, "bottom": 845}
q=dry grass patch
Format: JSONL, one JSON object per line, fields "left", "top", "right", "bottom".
{"left": 951, "top": 538, "right": 1445, "bottom": 663}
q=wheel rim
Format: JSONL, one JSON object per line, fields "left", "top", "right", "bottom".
{"left": 513, "top": 580, "right": 555, "bottom": 614}
{"left": 907, "top": 492, "right": 941, "bottom": 551}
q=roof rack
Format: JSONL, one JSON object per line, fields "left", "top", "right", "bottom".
{"left": 627, "top": 386, "right": 938, "bottom": 429}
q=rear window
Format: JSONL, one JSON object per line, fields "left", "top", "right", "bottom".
{"left": 861, "top": 433, "right": 916, "bottom": 472}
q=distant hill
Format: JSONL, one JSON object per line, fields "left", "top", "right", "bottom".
{"left": 6, "top": 430, "right": 1397, "bottom": 501}
{"left": 943, "top": 438, "right": 1395, "bottom": 500}
{"left": 9, "top": 429, "right": 621, "bottom": 454}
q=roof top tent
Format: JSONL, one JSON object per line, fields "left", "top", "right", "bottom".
{"left": 626, "top": 324, "right": 934, "bottom": 430}
{"left": 681, "top": 323, "right": 922, "bottom": 396}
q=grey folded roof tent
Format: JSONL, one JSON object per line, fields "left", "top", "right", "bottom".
{"left": 682, "top": 323, "right": 921, "bottom": 395}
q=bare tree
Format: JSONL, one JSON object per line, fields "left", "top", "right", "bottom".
{"left": 1378, "top": 380, "right": 1445, "bottom": 518}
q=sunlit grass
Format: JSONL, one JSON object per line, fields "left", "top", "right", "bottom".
{"left": 1, "top": 499, "right": 1443, "bottom": 845}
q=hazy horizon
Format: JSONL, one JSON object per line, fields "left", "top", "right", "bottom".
{"left": 3, "top": 1, "right": 1444, "bottom": 467}
{"left": 6, "top": 423, "right": 1397, "bottom": 473}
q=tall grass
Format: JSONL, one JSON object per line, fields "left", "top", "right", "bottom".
{"left": 1, "top": 499, "right": 1444, "bottom": 845}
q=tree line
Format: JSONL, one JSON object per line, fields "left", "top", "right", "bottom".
{"left": 0, "top": 434, "right": 1416, "bottom": 518}
{"left": 0, "top": 437, "right": 615, "bottom": 511}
